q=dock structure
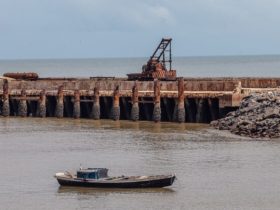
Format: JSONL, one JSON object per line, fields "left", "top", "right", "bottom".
{"left": 0, "top": 77, "right": 279, "bottom": 123}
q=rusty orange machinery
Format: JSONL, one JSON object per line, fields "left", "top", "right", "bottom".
{"left": 127, "top": 38, "right": 177, "bottom": 81}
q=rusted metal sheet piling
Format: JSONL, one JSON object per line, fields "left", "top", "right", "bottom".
{"left": 55, "top": 86, "right": 64, "bottom": 118}
{"left": 18, "top": 89, "right": 27, "bottom": 117}
{"left": 153, "top": 80, "right": 161, "bottom": 122}
{"left": 112, "top": 86, "right": 120, "bottom": 121}
{"left": 2, "top": 80, "right": 10, "bottom": 117}
{"left": 177, "top": 78, "right": 185, "bottom": 123}
{"left": 38, "top": 90, "right": 46, "bottom": 117}
{"left": 131, "top": 83, "right": 139, "bottom": 121}
{"left": 91, "top": 87, "right": 100, "bottom": 120}
{"left": 73, "top": 90, "right": 80, "bottom": 119}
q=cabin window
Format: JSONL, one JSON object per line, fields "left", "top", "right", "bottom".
{"left": 77, "top": 172, "right": 87, "bottom": 179}
{"left": 88, "top": 172, "right": 98, "bottom": 179}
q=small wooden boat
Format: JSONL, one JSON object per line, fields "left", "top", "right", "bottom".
{"left": 54, "top": 168, "right": 176, "bottom": 188}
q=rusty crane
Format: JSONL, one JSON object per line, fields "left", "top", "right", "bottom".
{"left": 127, "top": 38, "right": 177, "bottom": 81}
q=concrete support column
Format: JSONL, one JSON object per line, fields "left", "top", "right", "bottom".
{"left": 112, "top": 86, "right": 120, "bottom": 121}
{"left": 131, "top": 83, "right": 139, "bottom": 121}
{"left": 91, "top": 87, "right": 100, "bottom": 120}
{"left": 2, "top": 80, "right": 9, "bottom": 117}
{"left": 153, "top": 80, "right": 161, "bottom": 122}
{"left": 18, "top": 89, "right": 27, "bottom": 117}
{"left": 55, "top": 86, "right": 64, "bottom": 118}
{"left": 38, "top": 90, "right": 46, "bottom": 117}
{"left": 177, "top": 78, "right": 185, "bottom": 123}
{"left": 73, "top": 90, "right": 80, "bottom": 119}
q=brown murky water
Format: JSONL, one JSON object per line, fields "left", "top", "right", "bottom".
{"left": 1, "top": 118, "right": 280, "bottom": 210}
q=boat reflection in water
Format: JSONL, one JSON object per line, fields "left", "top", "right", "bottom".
{"left": 57, "top": 186, "right": 175, "bottom": 195}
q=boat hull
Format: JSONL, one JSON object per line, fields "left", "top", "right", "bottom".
{"left": 56, "top": 175, "right": 176, "bottom": 188}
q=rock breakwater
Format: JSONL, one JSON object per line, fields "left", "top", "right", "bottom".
{"left": 211, "top": 92, "right": 280, "bottom": 138}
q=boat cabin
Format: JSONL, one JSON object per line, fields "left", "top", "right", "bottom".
{"left": 77, "top": 168, "right": 108, "bottom": 179}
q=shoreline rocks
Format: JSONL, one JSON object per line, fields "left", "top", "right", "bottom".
{"left": 211, "top": 92, "right": 280, "bottom": 138}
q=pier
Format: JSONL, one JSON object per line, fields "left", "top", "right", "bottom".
{"left": 0, "top": 77, "right": 279, "bottom": 123}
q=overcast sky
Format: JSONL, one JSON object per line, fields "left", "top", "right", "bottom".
{"left": 1, "top": 0, "right": 280, "bottom": 59}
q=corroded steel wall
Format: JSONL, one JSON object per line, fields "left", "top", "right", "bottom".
{"left": 2, "top": 77, "right": 280, "bottom": 122}
{"left": 2, "top": 77, "right": 280, "bottom": 111}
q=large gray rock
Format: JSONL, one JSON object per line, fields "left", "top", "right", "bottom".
{"left": 211, "top": 91, "right": 280, "bottom": 138}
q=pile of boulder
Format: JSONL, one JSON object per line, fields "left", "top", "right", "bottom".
{"left": 210, "top": 91, "right": 280, "bottom": 138}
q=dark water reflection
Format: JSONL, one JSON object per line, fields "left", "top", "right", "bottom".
{"left": 57, "top": 186, "right": 175, "bottom": 195}
{"left": 0, "top": 118, "right": 280, "bottom": 209}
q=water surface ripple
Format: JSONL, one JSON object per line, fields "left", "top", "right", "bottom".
{"left": 0, "top": 118, "right": 280, "bottom": 210}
